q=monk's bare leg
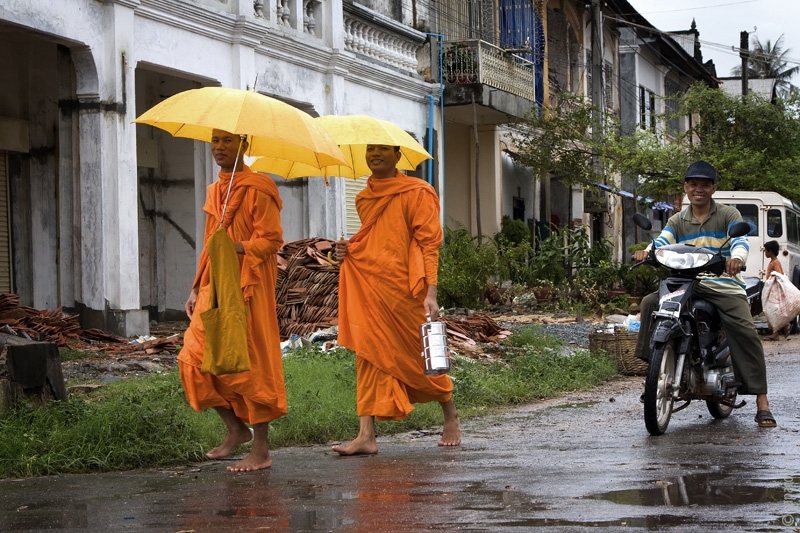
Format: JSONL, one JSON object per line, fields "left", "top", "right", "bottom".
{"left": 206, "top": 407, "right": 253, "bottom": 459}
{"left": 331, "top": 415, "right": 379, "bottom": 456}
{"left": 438, "top": 399, "right": 461, "bottom": 446}
{"left": 228, "top": 422, "right": 272, "bottom": 472}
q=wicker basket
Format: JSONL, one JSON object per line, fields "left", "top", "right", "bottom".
{"left": 589, "top": 330, "right": 648, "bottom": 376}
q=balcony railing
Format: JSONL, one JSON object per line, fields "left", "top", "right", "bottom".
{"left": 343, "top": 13, "right": 421, "bottom": 72}
{"left": 443, "top": 40, "right": 536, "bottom": 102}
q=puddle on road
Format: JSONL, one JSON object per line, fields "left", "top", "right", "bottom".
{"left": 551, "top": 401, "right": 600, "bottom": 409}
{"left": 497, "top": 515, "right": 694, "bottom": 528}
{"left": 496, "top": 512, "right": 800, "bottom": 529}
{"left": 586, "top": 473, "right": 800, "bottom": 507}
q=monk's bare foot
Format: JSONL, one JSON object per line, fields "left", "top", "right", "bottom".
{"left": 331, "top": 437, "right": 379, "bottom": 456}
{"left": 206, "top": 427, "right": 253, "bottom": 459}
{"left": 438, "top": 417, "right": 461, "bottom": 447}
{"left": 227, "top": 449, "right": 271, "bottom": 472}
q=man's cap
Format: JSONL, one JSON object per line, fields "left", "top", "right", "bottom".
{"left": 684, "top": 160, "right": 717, "bottom": 183}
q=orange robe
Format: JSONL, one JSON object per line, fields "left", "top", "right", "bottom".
{"left": 178, "top": 166, "right": 287, "bottom": 425}
{"left": 338, "top": 171, "right": 452, "bottom": 421}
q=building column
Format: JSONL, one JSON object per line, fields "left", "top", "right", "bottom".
{"left": 73, "top": 0, "right": 148, "bottom": 336}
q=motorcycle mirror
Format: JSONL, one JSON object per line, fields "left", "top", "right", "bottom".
{"left": 728, "top": 221, "right": 752, "bottom": 239}
{"left": 632, "top": 212, "right": 652, "bottom": 231}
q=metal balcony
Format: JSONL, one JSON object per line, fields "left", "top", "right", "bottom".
{"left": 443, "top": 39, "right": 536, "bottom": 103}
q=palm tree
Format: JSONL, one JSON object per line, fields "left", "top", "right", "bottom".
{"left": 731, "top": 34, "right": 799, "bottom": 97}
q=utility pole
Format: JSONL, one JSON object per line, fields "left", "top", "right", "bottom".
{"left": 590, "top": 0, "right": 604, "bottom": 247}
{"left": 740, "top": 30, "right": 749, "bottom": 98}
{"left": 472, "top": 94, "right": 482, "bottom": 245}
{"left": 591, "top": 0, "right": 604, "bottom": 179}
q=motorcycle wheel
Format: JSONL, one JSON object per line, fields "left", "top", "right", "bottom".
{"left": 706, "top": 395, "right": 735, "bottom": 419}
{"left": 644, "top": 340, "right": 678, "bottom": 436}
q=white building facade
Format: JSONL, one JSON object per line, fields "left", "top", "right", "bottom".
{"left": 0, "top": 0, "right": 442, "bottom": 334}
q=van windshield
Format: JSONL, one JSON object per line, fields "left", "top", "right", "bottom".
{"left": 730, "top": 204, "right": 758, "bottom": 236}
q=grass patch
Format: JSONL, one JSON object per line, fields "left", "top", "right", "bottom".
{"left": 0, "top": 330, "right": 616, "bottom": 478}
{"left": 59, "top": 348, "right": 103, "bottom": 362}
{"left": 0, "top": 374, "right": 217, "bottom": 478}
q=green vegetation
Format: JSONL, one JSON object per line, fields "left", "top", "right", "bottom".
{"left": 513, "top": 85, "right": 800, "bottom": 205}
{"left": 0, "top": 330, "right": 617, "bottom": 478}
{"left": 59, "top": 348, "right": 102, "bottom": 362}
{"left": 438, "top": 222, "right": 500, "bottom": 308}
{"left": 439, "top": 215, "right": 637, "bottom": 313}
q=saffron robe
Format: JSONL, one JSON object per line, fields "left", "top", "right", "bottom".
{"left": 178, "top": 166, "right": 287, "bottom": 424}
{"left": 338, "top": 171, "right": 452, "bottom": 421}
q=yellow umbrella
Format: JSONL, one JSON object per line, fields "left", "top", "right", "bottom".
{"left": 249, "top": 156, "right": 354, "bottom": 180}
{"left": 316, "top": 114, "right": 432, "bottom": 178}
{"left": 251, "top": 114, "right": 432, "bottom": 180}
{"left": 134, "top": 87, "right": 347, "bottom": 168}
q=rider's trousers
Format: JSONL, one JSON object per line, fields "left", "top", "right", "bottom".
{"left": 634, "top": 286, "right": 768, "bottom": 395}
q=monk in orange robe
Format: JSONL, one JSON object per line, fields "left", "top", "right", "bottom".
{"left": 179, "top": 129, "right": 287, "bottom": 471}
{"left": 332, "top": 144, "right": 461, "bottom": 455}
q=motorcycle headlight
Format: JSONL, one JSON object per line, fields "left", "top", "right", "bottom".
{"left": 654, "top": 249, "right": 713, "bottom": 269}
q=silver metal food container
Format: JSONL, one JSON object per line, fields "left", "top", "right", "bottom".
{"left": 420, "top": 318, "right": 451, "bottom": 375}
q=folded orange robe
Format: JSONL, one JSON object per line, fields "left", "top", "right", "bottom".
{"left": 338, "top": 171, "right": 452, "bottom": 421}
{"left": 178, "top": 166, "right": 287, "bottom": 425}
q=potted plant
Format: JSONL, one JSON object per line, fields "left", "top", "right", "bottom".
{"left": 444, "top": 42, "right": 477, "bottom": 83}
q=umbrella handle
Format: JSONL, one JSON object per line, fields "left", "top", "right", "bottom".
{"left": 219, "top": 136, "right": 247, "bottom": 228}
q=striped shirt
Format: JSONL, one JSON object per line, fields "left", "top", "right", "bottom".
{"left": 648, "top": 199, "right": 748, "bottom": 295}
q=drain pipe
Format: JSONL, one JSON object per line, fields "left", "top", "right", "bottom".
{"left": 426, "top": 94, "right": 434, "bottom": 185}
{"left": 426, "top": 32, "right": 446, "bottom": 236}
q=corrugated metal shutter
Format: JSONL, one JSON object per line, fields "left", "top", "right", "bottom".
{"left": 0, "top": 153, "right": 12, "bottom": 293}
{"left": 345, "top": 176, "right": 368, "bottom": 237}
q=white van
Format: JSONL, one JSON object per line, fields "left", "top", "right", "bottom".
{"left": 683, "top": 191, "right": 800, "bottom": 283}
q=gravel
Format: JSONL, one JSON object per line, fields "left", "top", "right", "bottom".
{"left": 535, "top": 321, "right": 599, "bottom": 348}
{"left": 492, "top": 314, "right": 605, "bottom": 349}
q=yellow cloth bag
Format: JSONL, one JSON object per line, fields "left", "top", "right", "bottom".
{"left": 200, "top": 228, "right": 251, "bottom": 375}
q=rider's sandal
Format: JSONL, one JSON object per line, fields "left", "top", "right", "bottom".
{"left": 755, "top": 410, "right": 777, "bottom": 427}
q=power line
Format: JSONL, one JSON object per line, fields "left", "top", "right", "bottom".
{"left": 630, "top": 0, "right": 762, "bottom": 15}
{"left": 606, "top": 15, "right": 800, "bottom": 68}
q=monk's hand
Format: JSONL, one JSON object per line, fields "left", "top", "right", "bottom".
{"left": 726, "top": 257, "right": 744, "bottom": 277}
{"left": 424, "top": 285, "right": 439, "bottom": 321}
{"left": 185, "top": 288, "right": 198, "bottom": 319}
{"left": 334, "top": 240, "right": 349, "bottom": 262}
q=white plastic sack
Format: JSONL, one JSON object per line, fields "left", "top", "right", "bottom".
{"left": 761, "top": 272, "right": 800, "bottom": 331}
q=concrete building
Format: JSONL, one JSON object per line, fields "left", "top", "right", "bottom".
{"left": 615, "top": 5, "right": 719, "bottom": 259}
{"left": 0, "top": 0, "right": 725, "bottom": 336}
{"left": 0, "top": 0, "right": 442, "bottom": 334}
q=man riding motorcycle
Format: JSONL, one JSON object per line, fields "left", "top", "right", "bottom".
{"left": 632, "top": 161, "right": 777, "bottom": 428}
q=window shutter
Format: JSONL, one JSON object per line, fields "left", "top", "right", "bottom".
{"left": 0, "top": 153, "right": 13, "bottom": 293}
{"left": 345, "top": 176, "right": 368, "bottom": 237}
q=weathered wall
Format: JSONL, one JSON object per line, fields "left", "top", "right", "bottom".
{"left": 0, "top": 0, "right": 440, "bottom": 331}
{"left": 0, "top": 33, "right": 64, "bottom": 311}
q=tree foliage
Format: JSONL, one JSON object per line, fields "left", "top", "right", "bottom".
{"left": 729, "top": 34, "right": 799, "bottom": 97}
{"left": 676, "top": 84, "right": 800, "bottom": 200}
{"left": 513, "top": 86, "right": 800, "bottom": 206}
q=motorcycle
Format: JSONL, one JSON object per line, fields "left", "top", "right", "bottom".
{"left": 632, "top": 213, "right": 763, "bottom": 435}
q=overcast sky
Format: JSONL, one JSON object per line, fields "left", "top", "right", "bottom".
{"left": 625, "top": 0, "right": 800, "bottom": 82}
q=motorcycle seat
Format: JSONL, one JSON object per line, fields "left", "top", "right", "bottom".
{"left": 743, "top": 276, "right": 762, "bottom": 297}
{"left": 742, "top": 276, "right": 764, "bottom": 316}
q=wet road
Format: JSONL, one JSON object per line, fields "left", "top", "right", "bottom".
{"left": 2, "top": 339, "right": 799, "bottom": 532}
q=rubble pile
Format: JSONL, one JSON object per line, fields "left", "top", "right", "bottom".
{"left": 276, "top": 238, "right": 340, "bottom": 340}
{"left": 0, "top": 293, "right": 182, "bottom": 355}
{"left": 440, "top": 313, "right": 511, "bottom": 345}
{"left": 0, "top": 294, "right": 83, "bottom": 345}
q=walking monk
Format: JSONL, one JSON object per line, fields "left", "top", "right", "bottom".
{"left": 179, "top": 129, "right": 287, "bottom": 471}
{"left": 332, "top": 144, "right": 461, "bottom": 455}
